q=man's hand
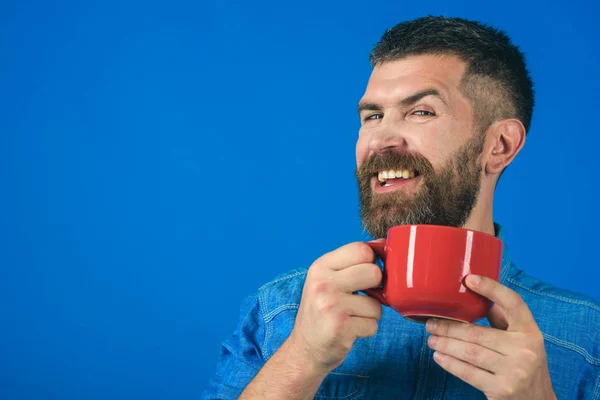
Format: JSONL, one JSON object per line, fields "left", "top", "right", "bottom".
{"left": 240, "top": 242, "right": 383, "bottom": 400}
{"left": 425, "top": 275, "right": 556, "bottom": 400}
{"left": 288, "top": 241, "right": 384, "bottom": 375}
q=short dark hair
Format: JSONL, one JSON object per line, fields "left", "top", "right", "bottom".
{"left": 370, "top": 16, "right": 535, "bottom": 133}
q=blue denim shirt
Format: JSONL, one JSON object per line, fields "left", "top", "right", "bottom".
{"left": 203, "top": 225, "right": 600, "bottom": 399}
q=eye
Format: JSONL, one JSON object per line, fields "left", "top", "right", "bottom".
{"left": 411, "top": 109, "right": 436, "bottom": 117}
{"left": 364, "top": 113, "right": 383, "bottom": 122}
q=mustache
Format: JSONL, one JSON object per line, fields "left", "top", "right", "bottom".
{"left": 356, "top": 150, "right": 434, "bottom": 178}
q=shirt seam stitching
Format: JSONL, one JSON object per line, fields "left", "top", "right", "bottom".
{"left": 499, "top": 259, "right": 512, "bottom": 283}
{"left": 258, "top": 288, "right": 272, "bottom": 360}
{"left": 263, "top": 304, "right": 300, "bottom": 322}
{"left": 314, "top": 375, "right": 368, "bottom": 400}
{"left": 436, "top": 355, "right": 447, "bottom": 400}
{"left": 257, "top": 270, "right": 307, "bottom": 360}
{"left": 593, "top": 372, "right": 600, "bottom": 399}
{"left": 259, "top": 270, "right": 307, "bottom": 290}
{"left": 542, "top": 332, "right": 600, "bottom": 366}
{"left": 415, "top": 331, "right": 430, "bottom": 400}
{"left": 314, "top": 388, "right": 361, "bottom": 400}
{"left": 421, "top": 348, "right": 432, "bottom": 400}
{"left": 506, "top": 277, "right": 600, "bottom": 313}
{"left": 329, "top": 372, "right": 369, "bottom": 378}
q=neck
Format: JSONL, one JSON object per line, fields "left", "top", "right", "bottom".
{"left": 462, "top": 187, "right": 496, "bottom": 236}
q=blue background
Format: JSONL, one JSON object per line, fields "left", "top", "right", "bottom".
{"left": 1, "top": 0, "right": 598, "bottom": 398}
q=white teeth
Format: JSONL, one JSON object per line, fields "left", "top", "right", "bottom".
{"left": 377, "top": 169, "right": 418, "bottom": 183}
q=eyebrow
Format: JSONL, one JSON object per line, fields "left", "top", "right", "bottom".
{"left": 357, "top": 88, "right": 446, "bottom": 115}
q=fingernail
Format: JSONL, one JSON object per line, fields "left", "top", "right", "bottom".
{"left": 428, "top": 336, "right": 437, "bottom": 347}
{"left": 433, "top": 351, "right": 443, "bottom": 363}
{"left": 468, "top": 275, "right": 481, "bottom": 286}
{"left": 426, "top": 319, "right": 437, "bottom": 331}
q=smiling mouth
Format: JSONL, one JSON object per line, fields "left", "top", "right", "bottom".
{"left": 376, "top": 168, "right": 421, "bottom": 187}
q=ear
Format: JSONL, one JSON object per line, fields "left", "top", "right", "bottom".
{"left": 484, "top": 119, "right": 526, "bottom": 175}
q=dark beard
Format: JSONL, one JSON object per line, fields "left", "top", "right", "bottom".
{"left": 356, "top": 134, "right": 485, "bottom": 239}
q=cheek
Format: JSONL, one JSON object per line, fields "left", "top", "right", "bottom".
{"left": 419, "top": 130, "right": 458, "bottom": 165}
{"left": 355, "top": 135, "right": 370, "bottom": 167}
{"left": 425, "top": 143, "right": 447, "bottom": 166}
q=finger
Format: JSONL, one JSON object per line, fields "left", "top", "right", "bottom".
{"left": 314, "top": 242, "right": 376, "bottom": 271}
{"left": 432, "top": 351, "right": 494, "bottom": 394}
{"left": 465, "top": 275, "right": 534, "bottom": 331}
{"left": 426, "top": 318, "right": 511, "bottom": 355}
{"left": 335, "top": 263, "right": 382, "bottom": 293}
{"left": 487, "top": 303, "right": 509, "bottom": 331}
{"left": 349, "top": 316, "right": 379, "bottom": 338}
{"left": 427, "top": 335, "right": 503, "bottom": 373}
{"left": 339, "top": 293, "right": 382, "bottom": 320}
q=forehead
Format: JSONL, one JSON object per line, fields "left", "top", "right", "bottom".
{"left": 361, "top": 54, "right": 468, "bottom": 103}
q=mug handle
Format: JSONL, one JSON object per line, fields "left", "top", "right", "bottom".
{"left": 363, "top": 241, "right": 390, "bottom": 307}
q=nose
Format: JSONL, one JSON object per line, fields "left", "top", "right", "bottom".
{"left": 368, "top": 127, "right": 409, "bottom": 155}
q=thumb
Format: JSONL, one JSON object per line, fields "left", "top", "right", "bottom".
{"left": 487, "top": 303, "right": 509, "bottom": 330}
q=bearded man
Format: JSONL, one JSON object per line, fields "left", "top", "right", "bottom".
{"left": 202, "top": 16, "right": 600, "bottom": 400}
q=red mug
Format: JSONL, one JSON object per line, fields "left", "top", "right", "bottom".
{"left": 364, "top": 224, "right": 503, "bottom": 323}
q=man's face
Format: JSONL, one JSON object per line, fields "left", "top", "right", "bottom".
{"left": 356, "top": 55, "right": 486, "bottom": 238}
